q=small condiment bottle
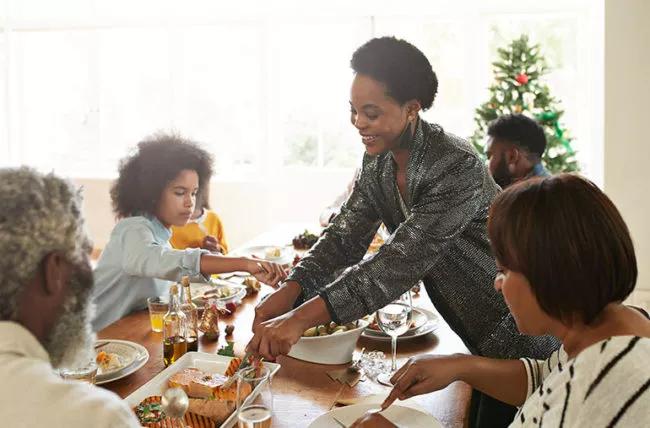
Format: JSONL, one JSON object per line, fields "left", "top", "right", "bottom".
{"left": 162, "top": 283, "right": 187, "bottom": 367}
{"left": 180, "top": 276, "right": 200, "bottom": 352}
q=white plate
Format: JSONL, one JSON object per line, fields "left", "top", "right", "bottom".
{"left": 95, "top": 339, "right": 149, "bottom": 385}
{"left": 125, "top": 351, "right": 281, "bottom": 428}
{"left": 309, "top": 403, "right": 441, "bottom": 428}
{"left": 235, "top": 245, "right": 295, "bottom": 265}
{"left": 189, "top": 280, "right": 246, "bottom": 306}
{"left": 361, "top": 308, "right": 439, "bottom": 342}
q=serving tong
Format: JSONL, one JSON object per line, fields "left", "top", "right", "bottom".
{"left": 222, "top": 350, "right": 255, "bottom": 389}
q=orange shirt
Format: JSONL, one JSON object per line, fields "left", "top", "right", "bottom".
{"left": 170, "top": 209, "right": 229, "bottom": 253}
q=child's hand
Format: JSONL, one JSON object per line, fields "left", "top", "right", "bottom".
{"left": 201, "top": 235, "right": 223, "bottom": 253}
{"left": 249, "top": 260, "right": 286, "bottom": 287}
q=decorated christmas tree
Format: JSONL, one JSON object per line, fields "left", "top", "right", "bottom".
{"left": 469, "top": 35, "right": 579, "bottom": 173}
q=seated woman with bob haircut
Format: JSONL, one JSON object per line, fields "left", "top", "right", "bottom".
{"left": 92, "top": 134, "right": 285, "bottom": 331}
{"left": 352, "top": 174, "right": 650, "bottom": 428}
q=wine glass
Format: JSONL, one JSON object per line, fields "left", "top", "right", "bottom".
{"left": 376, "top": 296, "right": 412, "bottom": 386}
{"left": 237, "top": 365, "right": 273, "bottom": 428}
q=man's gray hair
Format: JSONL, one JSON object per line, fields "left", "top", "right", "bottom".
{"left": 0, "top": 167, "right": 90, "bottom": 321}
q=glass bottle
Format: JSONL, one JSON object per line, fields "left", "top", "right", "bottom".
{"left": 163, "top": 283, "right": 187, "bottom": 367}
{"left": 180, "top": 276, "right": 200, "bottom": 352}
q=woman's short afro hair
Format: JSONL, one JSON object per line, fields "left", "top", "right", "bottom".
{"left": 351, "top": 36, "right": 438, "bottom": 110}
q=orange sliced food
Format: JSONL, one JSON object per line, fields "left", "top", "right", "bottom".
{"left": 133, "top": 395, "right": 214, "bottom": 428}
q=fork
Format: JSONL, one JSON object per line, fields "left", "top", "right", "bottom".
{"left": 94, "top": 342, "right": 110, "bottom": 351}
{"left": 332, "top": 416, "right": 348, "bottom": 427}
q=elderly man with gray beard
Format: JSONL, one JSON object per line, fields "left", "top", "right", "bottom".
{"left": 0, "top": 167, "right": 140, "bottom": 427}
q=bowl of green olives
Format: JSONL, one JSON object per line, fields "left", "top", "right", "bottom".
{"left": 287, "top": 319, "right": 369, "bottom": 364}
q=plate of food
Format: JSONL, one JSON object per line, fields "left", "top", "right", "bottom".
{"left": 189, "top": 280, "right": 247, "bottom": 306}
{"left": 309, "top": 403, "right": 442, "bottom": 428}
{"left": 292, "top": 229, "right": 319, "bottom": 251}
{"left": 94, "top": 339, "right": 149, "bottom": 385}
{"left": 125, "top": 352, "right": 280, "bottom": 428}
{"left": 235, "top": 245, "right": 295, "bottom": 265}
{"left": 361, "top": 307, "right": 439, "bottom": 341}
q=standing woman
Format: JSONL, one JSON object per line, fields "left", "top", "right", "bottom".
{"left": 249, "top": 37, "right": 558, "bottom": 426}
{"left": 247, "top": 37, "right": 558, "bottom": 426}
{"left": 92, "top": 134, "right": 285, "bottom": 331}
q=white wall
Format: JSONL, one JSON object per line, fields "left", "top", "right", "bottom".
{"left": 604, "top": 0, "right": 650, "bottom": 309}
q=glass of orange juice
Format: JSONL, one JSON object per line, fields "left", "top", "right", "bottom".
{"left": 147, "top": 296, "right": 168, "bottom": 332}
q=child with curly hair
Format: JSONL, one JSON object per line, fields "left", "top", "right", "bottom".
{"left": 92, "top": 133, "right": 285, "bottom": 331}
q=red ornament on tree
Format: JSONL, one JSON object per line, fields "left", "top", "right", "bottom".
{"left": 515, "top": 73, "right": 529, "bottom": 85}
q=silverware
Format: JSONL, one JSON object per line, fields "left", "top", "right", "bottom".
{"left": 94, "top": 341, "right": 110, "bottom": 351}
{"left": 332, "top": 416, "right": 348, "bottom": 427}
{"left": 222, "top": 351, "right": 254, "bottom": 389}
{"left": 161, "top": 387, "right": 189, "bottom": 428}
{"left": 328, "top": 384, "right": 346, "bottom": 410}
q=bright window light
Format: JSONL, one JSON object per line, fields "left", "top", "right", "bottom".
{"left": 0, "top": 0, "right": 603, "bottom": 183}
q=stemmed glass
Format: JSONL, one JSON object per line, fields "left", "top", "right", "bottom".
{"left": 376, "top": 292, "right": 413, "bottom": 386}
{"left": 237, "top": 366, "right": 273, "bottom": 428}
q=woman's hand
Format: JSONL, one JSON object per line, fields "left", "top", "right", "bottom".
{"left": 248, "top": 259, "right": 286, "bottom": 287}
{"left": 252, "top": 281, "right": 302, "bottom": 330}
{"left": 350, "top": 413, "right": 396, "bottom": 428}
{"left": 201, "top": 235, "right": 223, "bottom": 253}
{"left": 247, "top": 295, "right": 330, "bottom": 361}
{"left": 246, "top": 310, "right": 307, "bottom": 361}
{"left": 381, "top": 354, "right": 466, "bottom": 409}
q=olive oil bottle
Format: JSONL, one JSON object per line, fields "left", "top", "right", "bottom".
{"left": 163, "top": 283, "right": 187, "bottom": 367}
{"left": 180, "top": 276, "right": 200, "bottom": 352}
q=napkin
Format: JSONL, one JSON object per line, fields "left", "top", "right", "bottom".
{"left": 327, "top": 367, "right": 362, "bottom": 387}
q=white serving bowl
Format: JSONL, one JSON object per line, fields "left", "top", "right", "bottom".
{"left": 288, "top": 319, "right": 369, "bottom": 365}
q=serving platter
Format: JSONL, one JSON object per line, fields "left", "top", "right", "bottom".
{"left": 125, "top": 352, "right": 280, "bottom": 428}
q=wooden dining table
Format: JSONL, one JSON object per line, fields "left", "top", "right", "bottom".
{"left": 98, "top": 224, "right": 472, "bottom": 427}
{"left": 99, "top": 288, "right": 472, "bottom": 427}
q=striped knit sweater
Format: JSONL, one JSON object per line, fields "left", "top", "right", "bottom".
{"left": 512, "top": 336, "right": 649, "bottom": 427}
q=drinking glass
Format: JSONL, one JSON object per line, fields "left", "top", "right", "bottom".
{"left": 237, "top": 366, "right": 273, "bottom": 428}
{"left": 59, "top": 360, "right": 98, "bottom": 384}
{"left": 147, "top": 296, "right": 168, "bottom": 332}
{"left": 376, "top": 297, "right": 412, "bottom": 386}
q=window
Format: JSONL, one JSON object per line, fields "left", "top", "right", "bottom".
{"left": 0, "top": 0, "right": 604, "bottom": 183}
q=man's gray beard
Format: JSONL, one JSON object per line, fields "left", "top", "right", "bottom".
{"left": 43, "top": 263, "right": 97, "bottom": 369}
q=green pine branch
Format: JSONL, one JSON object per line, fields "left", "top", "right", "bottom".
{"left": 469, "top": 34, "right": 579, "bottom": 173}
